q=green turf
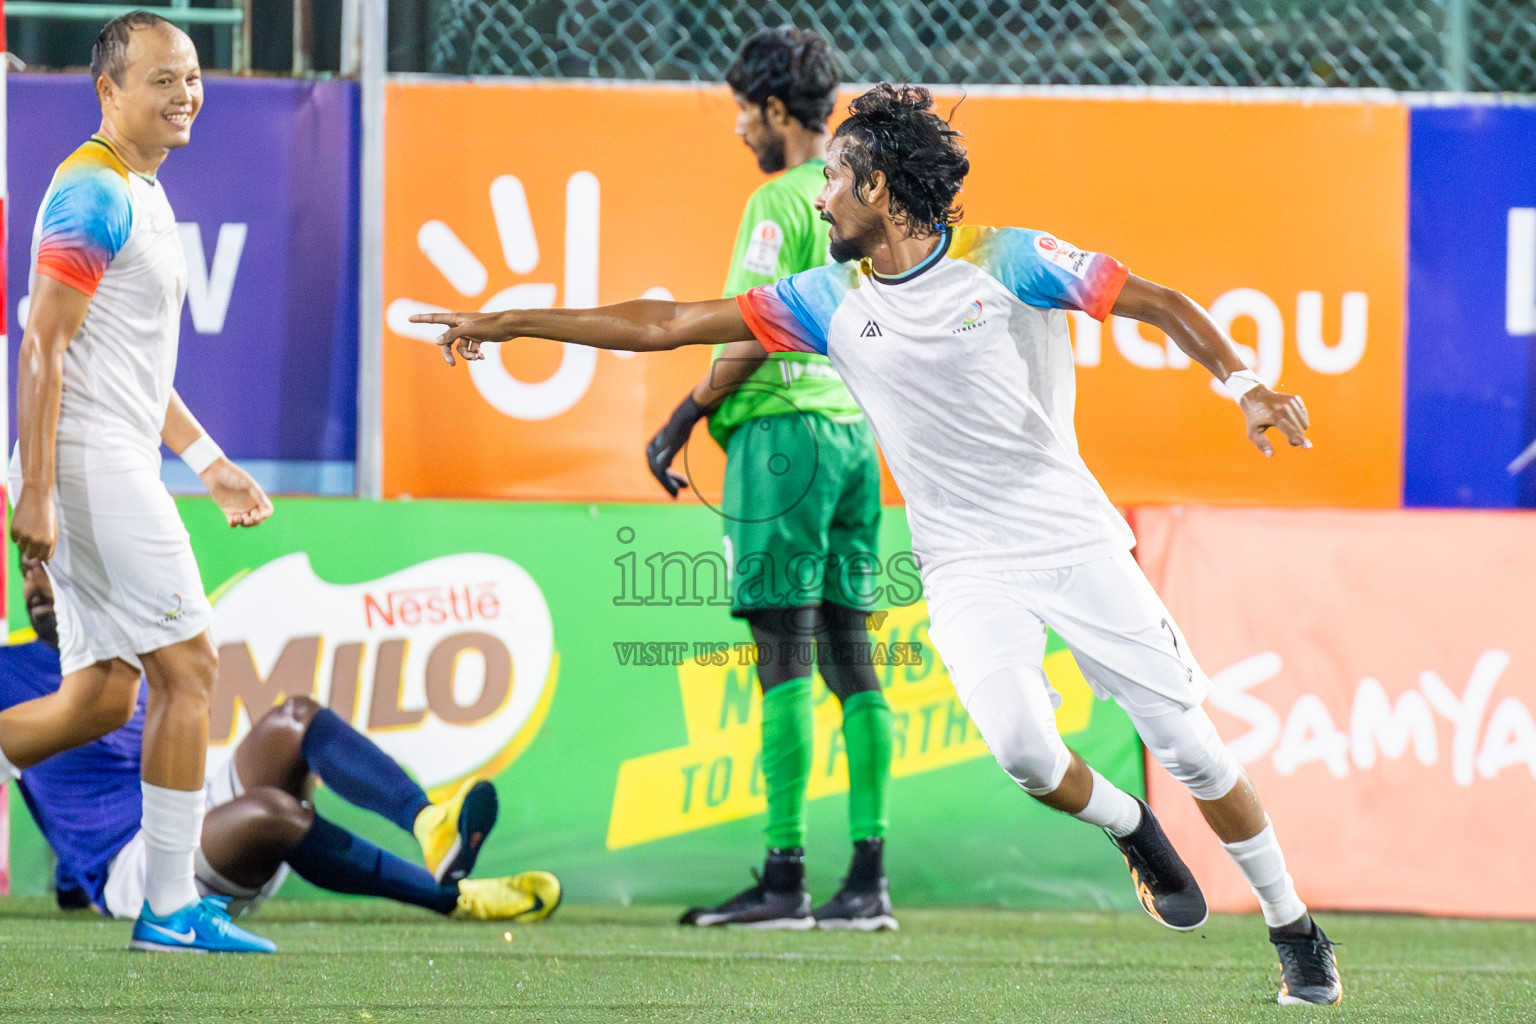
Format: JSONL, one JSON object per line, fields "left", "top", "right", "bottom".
{"left": 0, "top": 898, "right": 1531, "bottom": 1023}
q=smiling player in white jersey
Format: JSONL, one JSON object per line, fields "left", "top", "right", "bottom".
{"left": 6, "top": 12, "right": 274, "bottom": 954}
{"left": 417, "top": 83, "right": 1343, "bottom": 1006}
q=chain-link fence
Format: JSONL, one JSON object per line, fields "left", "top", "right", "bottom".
{"left": 427, "top": 0, "right": 1536, "bottom": 92}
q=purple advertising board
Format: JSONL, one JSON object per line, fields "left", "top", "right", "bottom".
{"left": 1406, "top": 105, "right": 1536, "bottom": 507}
{"left": 6, "top": 76, "right": 358, "bottom": 494}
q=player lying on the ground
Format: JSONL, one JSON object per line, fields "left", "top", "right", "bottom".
{"left": 2, "top": 556, "right": 560, "bottom": 930}
{"left": 415, "top": 84, "right": 1341, "bottom": 1006}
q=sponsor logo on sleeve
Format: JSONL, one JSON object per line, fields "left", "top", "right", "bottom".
{"left": 1034, "top": 234, "right": 1094, "bottom": 279}
{"left": 742, "top": 220, "right": 785, "bottom": 276}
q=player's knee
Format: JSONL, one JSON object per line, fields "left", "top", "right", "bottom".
{"left": 827, "top": 676, "right": 883, "bottom": 704}
{"left": 159, "top": 672, "right": 213, "bottom": 709}
{"left": 193, "top": 640, "right": 219, "bottom": 686}
{"left": 150, "top": 641, "right": 219, "bottom": 702}
{"left": 817, "top": 603, "right": 882, "bottom": 702}
{"left": 1141, "top": 708, "right": 1240, "bottom": 801}
{"left": 1002, "top": 746, "right": 1072, "bottom": 796}
{"left": 821, "top": 661, "right": 881, "bottom": 703}
{"left": 241, "top": 785, "right": 314, "bottom": 846}
{"left": 964, "top": 667, "right": 1073, "bottom": 794}
{"left": 178, "top": 635, "right": 219, "bottom": 687}
{"left": 276, "top": 694, "right": 322, "bottom": 726}
{"left": 987, "top": 720, "right": 1071, "bottom": 795}
{"left": 248, "top": 694, "right": 320, "bottom": 741}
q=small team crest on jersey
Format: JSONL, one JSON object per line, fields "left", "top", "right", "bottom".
{"left": 1034, "top": 234, "right": 1094, "bottom": 279}
{"left": 952, "top": 299, "right": 988, "bottom": 334}
{"left": 742, "top": 219, "right": 785, "bottom": 276}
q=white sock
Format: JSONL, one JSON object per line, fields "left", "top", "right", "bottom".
{"left": 0, "top": 741, "right": 20, "bottom": 781}
{"left": 1221, "top": 818, "right": 1308, "bottom": 929}
{"left": 1073, "top": 769, "right": 1143, "bottom": 837}
{"left": 140, "top": 782, "right": 205, "bottom": 917}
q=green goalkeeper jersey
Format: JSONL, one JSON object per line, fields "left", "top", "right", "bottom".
{"left": 708, "top": 158, "right": 865, "bottom": 448}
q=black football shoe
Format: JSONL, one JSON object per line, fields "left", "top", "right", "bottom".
{"left": 1271, "top": 919, "right": 1343, "bottom": 1006}
{"left": 814, "top": 837, "right": 898, "bottom": 931}
{"left": 1106, "top": 797, "right": 1208, "bottom": 930}
{"left": 679, "top": 848, "right": 814, "bottom": 930}
{"left": 814, "top": 877, "right": 898, "bottom": 931}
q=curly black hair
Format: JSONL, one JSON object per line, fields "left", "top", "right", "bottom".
{"left": 832, "top": 84, "right": 969, "bottom": 233}
{"left": 725, "top": 27, "right": 838, "bottom": 131}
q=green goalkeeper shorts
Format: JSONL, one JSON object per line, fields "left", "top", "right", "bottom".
{"left": 721, "top": 413, "right": 881, "bottom": 616}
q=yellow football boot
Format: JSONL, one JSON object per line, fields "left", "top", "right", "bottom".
{"left": 455, "top": 872, "right": 563, "bottom": 923}
{"left": 414, "top": 777, "right": 499, "bottom": 884}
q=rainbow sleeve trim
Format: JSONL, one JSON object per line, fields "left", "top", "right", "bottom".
{"left": 960, "top": 225, "right": 1129, "bottom": 321}
{"left": 34, "top": 141, "right": 133, "bottom": 297}
{"left": 736, "top": 264, "right": 855, "bottom": 356}
{"left": 736, "top": 289, "right": 821, "bottom": 355}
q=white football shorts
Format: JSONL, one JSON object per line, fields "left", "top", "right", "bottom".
{"left": 922, "top": 549, "right": 1209, "bottom": 717}
{"left": 10, "top": 444, "right": 213, "bottom": 675}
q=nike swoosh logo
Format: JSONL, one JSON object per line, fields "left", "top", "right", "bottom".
{"left": 142, "top": 921, "right": 197, "bottom": 944}
{"left": 513, "top": 894, "right": 545, "bottom": 921}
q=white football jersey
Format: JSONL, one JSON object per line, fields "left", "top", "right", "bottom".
{"left": 30, "top": 136, "right": 188, "bottom": 467}
{"left": 739, "top": 224, "right": 1136, "bottom": 573}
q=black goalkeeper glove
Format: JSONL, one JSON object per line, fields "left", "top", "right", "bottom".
{"left": 646, "top": 395, "right": 706, "bottom": 497}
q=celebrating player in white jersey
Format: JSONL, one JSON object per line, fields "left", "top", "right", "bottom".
{"left": 5, "top": 12, "right": 274, "bottom": 954}
{"left": 417, "top": 84, "right": 1342, "bottom": 1006}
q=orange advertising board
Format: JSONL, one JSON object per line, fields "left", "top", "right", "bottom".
{"left": 1136, "top": 506, "right": 1536, "bottom": 917}
{"left": 384, "top": 81, "right": 741, "bottom": 501}
{"left": 385, "top": 82, "right": 1404, "bottom": 506}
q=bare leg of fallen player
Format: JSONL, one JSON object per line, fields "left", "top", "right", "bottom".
{"left": 199, "top": 695, "right": 320, "bottom": 890}
{"left": 196, "top": 696, "right": 559, "bottom": 922}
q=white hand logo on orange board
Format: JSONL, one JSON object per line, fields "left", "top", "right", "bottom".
{"left": 387, "top": 172, "right": 672, "bottom": 420}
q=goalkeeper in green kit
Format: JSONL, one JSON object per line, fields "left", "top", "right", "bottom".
{"left": 645, "top": 26, "right": 896, "bottom": 931}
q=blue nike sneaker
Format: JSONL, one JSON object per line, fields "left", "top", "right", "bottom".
{"left": 129, "top": 897, "right": 277, "bottom": 953}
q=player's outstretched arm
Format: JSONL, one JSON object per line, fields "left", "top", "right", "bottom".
{"left": 1112, "top": 275, "right": 1311, "bottom": 457}
{"left": 645, "top": 340, "right": 770, "bottom": 497}
{"left": 411, "top": 297, "right": 754, "bottom": 367}
{"left": 12, "top": 277, "right": 92, "bottom": 560}
{"left": 162, "top": 390, "right": 273, "bottom": 528}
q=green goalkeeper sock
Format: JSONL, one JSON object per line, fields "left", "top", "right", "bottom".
{"left": 841, "top": 690, "right": 893, "bottom": 841}
{"left": 760, "top": 679, "right": 814, "bottom": 850}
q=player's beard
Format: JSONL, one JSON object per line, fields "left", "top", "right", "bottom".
{"left": 752, "top": 126, "right": 787, "bottom": 174}
{"left": 828, "top": 234, "right": 864, "bottom": 263}
{"left": 826, "top": 215, "right": 868, "bottom": 263}
{"left": 28, "top": 604, "right": 58, "bottom": 650}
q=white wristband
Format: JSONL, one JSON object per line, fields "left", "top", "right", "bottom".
{"left": 1221, "top": 369, "right": 1265, "bottom": 402}
{"left": 179, "top": 435, "right": 225, "bottom": 475}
